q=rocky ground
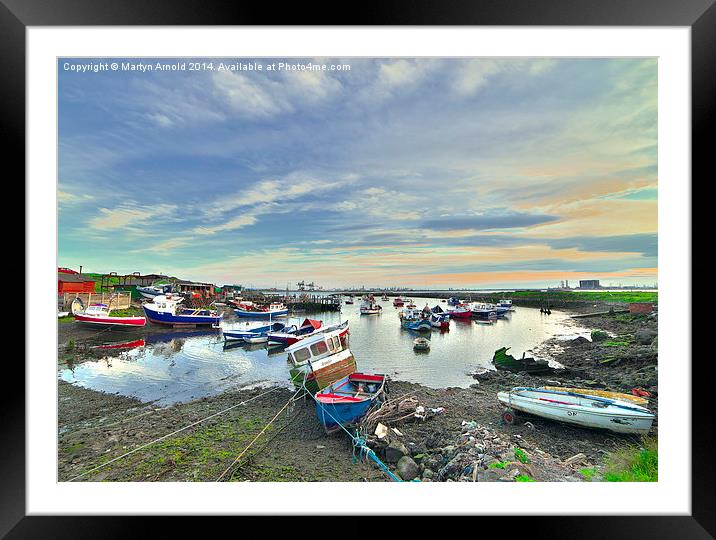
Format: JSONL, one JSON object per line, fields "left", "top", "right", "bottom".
{"left": 57, "top": 308, "right": 657, "bottom": 482}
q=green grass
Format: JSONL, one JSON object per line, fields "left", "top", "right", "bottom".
{"left": 58, "top": 316, "right": 75, "bottom": 323}
{"left": 603, "top": 438, "right": 658, "bottom": 482}
{"left": 493, "top": 290, "right": 657, "bottom": 304}
{"left": 514, "top": 447, "right": 530, "bottom": 464}
{"left": 488, "top": 461, "right": 507, "bottom": 469}
{"left": 603, "top": 341, "right": 630, "bottom": 347}
{"left": 579, "top": 467, "right": 599, "bottom": 481}
{"left": 515, "top": 474, "right": 535, "bottom": 482}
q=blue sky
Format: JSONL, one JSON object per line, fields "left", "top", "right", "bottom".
{"left": 58, "top": 58, "right": 657, "bottom": 288}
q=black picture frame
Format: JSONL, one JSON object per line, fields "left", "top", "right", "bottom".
{"left": 6, "top": 0, "right": 707, "bottom": 535}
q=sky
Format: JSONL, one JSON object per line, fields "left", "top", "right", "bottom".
{"left": 58, "top": 57, "right": 657, "bottom": 289}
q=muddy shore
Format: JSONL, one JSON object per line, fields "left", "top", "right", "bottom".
{"left": 57, "top": 308, "right": 657, "bottom": 482}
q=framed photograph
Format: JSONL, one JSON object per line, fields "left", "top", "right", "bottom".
{"left": 9, "top": 0, "right": 708, "bottom": 535}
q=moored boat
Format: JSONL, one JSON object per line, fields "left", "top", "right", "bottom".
{"left": 314, "top": 373, "right": 386, "bottom": 433}
{"left": 471, "top": 303, "right": 498, "bottom": 320}
{"left": 287, "top": 325, "right": 356, "bottom": 394}
{"left": 413, "top": 337, "right": 430, "bottom": 351}
{"left": 222, "top": 321, "right": 288, "bottom": 341}
{"left": 381, "top": 294, "right": 389, "bottom": 301}
{"left": 74, "top": 303, "right": 147, "bottom": 327}
{"left": 234, "top": 301, "right": 288, "bottom": 318}
{"left": 244, "top": 335, "right": 268, "bottom": 344}
{"left": 143, "top": 294, "right": 222, "bottom": 327}
{"left": 446, "top": 303, "right": 472, "bottom": 319}
{"left": 399, "top": 307, "right": 432, "bottom": 332}
{"left": 497, "top": 387, "right": 655, "bottom": 435}
{"left": 360, "top": 298, "right": 382, "bottom": 315}
{"left": 430, "top": 312, "right": 450, "bottom": 330}
{"left": 392, "top": 297, "right": 405, "bottom": 307}
{"left": 447, "top": 296, "right": 461, "bottom": 306}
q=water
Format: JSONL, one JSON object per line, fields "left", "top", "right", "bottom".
{"left": 59, "top": 297, "right": 591, "bottom": 405}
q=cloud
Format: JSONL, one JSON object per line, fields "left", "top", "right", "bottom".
{"left": 548, "top": 234, "right": 657, "bottom": 257}
{"left": 88, "top": 203, "right": 177, "bottom": 231}
{"left": 422, "top": 211, "right": 559, "bottom": 231}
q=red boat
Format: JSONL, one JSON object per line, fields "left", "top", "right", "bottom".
{"left": 447, "top": 303, "right": 473, "bottom": 319}
{"left": 74, "top": 304, "right": 146, "bottom": 327}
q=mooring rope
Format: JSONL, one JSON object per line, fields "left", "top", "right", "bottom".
{"left": 66, "top": 385, "right": 285, "bottom": 482}
{"left": 215, "top": 386, "right": 304, "bottom": 482}
{"left": 299, "top": 376, "right": 405, "bottom": 482}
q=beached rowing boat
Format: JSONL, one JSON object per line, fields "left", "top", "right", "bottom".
{"left": 74, "top": 304, "right": 147, "bottom": 327}
{"left": 314, "top": 373, "right": 386, "bottom": 433}
{"left": 498, "top": 387, "right": 655, "bottom": 435}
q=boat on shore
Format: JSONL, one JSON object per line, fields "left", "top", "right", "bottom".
{"left": 142, "top": 294, "right": 222, "bottom": 327}
{"left": 74, "top": 303, "right": 147, "bottom": 327}
{"left": 492, "top": 346, "right": 558, "bottom": 374}
{"left": 137, "top": 282, "right": 175, "bottom": 300}
{"left": 287, "top": 325, "right": 357, "bottom": 394}
{"left": 541, "top": 386, "right": 649, "bottom": 406}
{"left": 498, "top": 387, "right": 655, "bottom": 435}
{"left": 233, "top": 301, "right": 288, "bottom": 319}
{"left": 314, "top": 373, "right": 386, "bottom": 433}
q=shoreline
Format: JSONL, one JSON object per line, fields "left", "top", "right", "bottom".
{"left": 57, "top": 307, "right": 657, "bottom": 482}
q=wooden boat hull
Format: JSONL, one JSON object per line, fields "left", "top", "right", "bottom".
{"left": 74, "top": 313, "right": 146, "bottom": 327}
{"left": 542, "top": 386, "right": 649, "bottom": 406}
{"left": 498, "top": 388, "right": 654, "bottom": 435}
{"left": 290, "top": 353, "right": 357, "bottom": 395}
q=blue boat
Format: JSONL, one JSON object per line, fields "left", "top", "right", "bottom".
{"left": 399, "top": 308, "right": 432, "bottom": 332}
{"left": 447, "top": 296, "right": 461, "bottom": 306}
{"left": 223, "top": 321, "right": 288, "bottom": 341}
{"left": 142, "top": 294, "right": 222, "bottom": 327}
{"left": 315, "top": 373, "right": 386, "bottom": 433}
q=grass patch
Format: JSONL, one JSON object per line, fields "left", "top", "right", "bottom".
{"left": 515, "top": 474, "right": 535, "bottom": 482}
{"left": 603, "top": 341, "right": 630, "bottom": 347}
{"left": 488, "top": 461, "right": 507, "bottom": 469}
{"left": 579, "top": 467, "right": 599, "bottom": 481}
{"left": 603, "top": 438, "right": 657, "bottom": 482}
{"left": 514, "top": 447, "right": 530, "bottom": 464}
{"left": 591, "top": 330, "right": 608, "bottom": 342}
{"left": 58, "top": 316, "right": 75, "bottom": 323}
{"left": 491, "top": 290, "right": 657, "bottom": 304}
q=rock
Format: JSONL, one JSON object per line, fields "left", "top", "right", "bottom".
{"left": 571, "top": 336, "right": 591, "bottom": 345}
{"left": 564, "top": 453, "right": 587, "bottom": 466}
{"left": 635, "top": 328, "right": 657, "bottom": 345}
{"left": 385, "top": 441, "right": 409, "bottom": 464}
{"left": 523, "top": 421, "right": 535, "bottom": 430}
{"left": 397, "top": 456, "right": 420, "bottom": 481}
{"left": 422, "top": 468, "right": 434, "bottom": 480}
{"left": 591, "top": 330, "right": 608, "bottom": 342}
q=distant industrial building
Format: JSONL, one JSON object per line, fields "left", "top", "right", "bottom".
{"left": 579, "top": 279, "right": 601, "bottom": 289}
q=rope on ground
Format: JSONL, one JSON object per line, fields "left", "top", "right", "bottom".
{"left": 216, "top": 387, "right": 303, "bottom": 482}
{"left": 66, "top": 385, "right": 284, "bottom": 482}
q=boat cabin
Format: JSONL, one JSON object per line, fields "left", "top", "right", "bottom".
{"left": 286, "top": 327, "right": 350, "bottom": 367}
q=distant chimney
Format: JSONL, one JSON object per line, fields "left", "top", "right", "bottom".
{"left": 79, "top": 265, "right": 83, "bottom": 274}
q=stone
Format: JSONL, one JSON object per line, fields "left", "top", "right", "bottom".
{"left": 564, "top": 453, "right": 587, "bottom": 466}
{"left": 396, "top": 456, "right": 420, "bottom": 481}
{"left": 384, "top": 441, "right": 409, "bottom": 464}
{"left": 422, "top": 468, "right": 434, "bottom": 480}
{"left": 634, "top": 328, "right": 658, "bottom": 345}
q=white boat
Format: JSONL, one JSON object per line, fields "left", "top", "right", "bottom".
{"left": 413, "top": 337, "right": 430, "bottom": 351}
{"left": 359, "top": 298, "right": 382, "bottom": 314}
{"left": 58, "top": 311, "right": 70, "bottom": 318}
{"left": 497, "top": 387, "right": 655, "bottom": 435}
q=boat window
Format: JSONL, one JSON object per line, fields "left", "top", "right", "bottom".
{"left": 332, "top": 336, "right": 341, "bottom": 350}
{"left": 310, "top": 341, "right": 329, "bottom": 356}
{"left": 293, "top": 348, "right": 311, "bottom": 363}
{"left": 326, "top": 338, "right": 337, "bottom": 353}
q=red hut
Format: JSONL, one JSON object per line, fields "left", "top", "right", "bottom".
{"left": 58, "top": 272, "right": 96, "bottom": 294}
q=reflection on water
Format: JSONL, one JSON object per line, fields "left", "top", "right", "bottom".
{"left": 58, "top": 298, "right": 591, "bottom": 405}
